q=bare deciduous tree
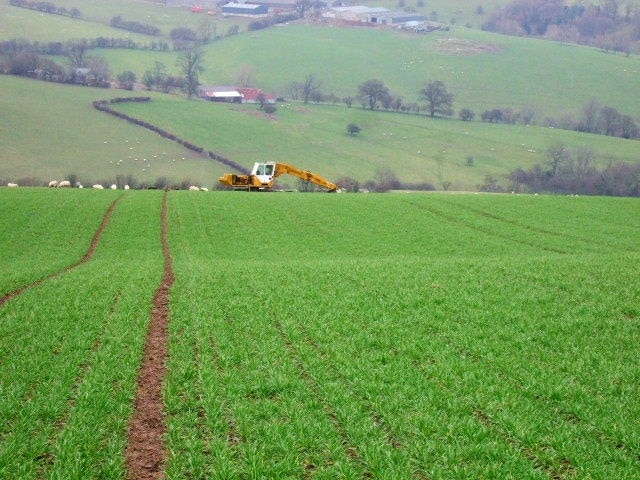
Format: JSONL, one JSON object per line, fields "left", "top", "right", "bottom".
{"left": 177, "top": 47, "right": 204, "bottom": 99}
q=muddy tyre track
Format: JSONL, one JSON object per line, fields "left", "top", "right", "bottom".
{"left": 0, "top": 195, "right": 123, "bottom": 308}
{"left": 126, "top": 192, "right": 174, "bottom": 480}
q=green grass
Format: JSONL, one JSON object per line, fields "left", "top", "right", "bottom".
{"left": 0, "top": 76, "right": 221, "bottom": 185}
{"left": 0, "top": 0, "right": 251, "bottom": 43}
{"left": 2, "top": 0, "right": 640, "bottom": 190}
{"left": 0, "top": 190, "right": 165, "bottom": 479}
{"left": 164, "top": 191, "right": 640, "bottom": 479}
{"left": 0, "top": 190, "right": 639, "bottom": 478}
{"left": 196, "top": 24, "right": 640, "bottom": 118}
{"left": 113, "top": 95, "right": 640, "bottom": 190}
{"left": 0, "top": 187, "right": 120, "bottom": 293}
{"left": 2, "top": 74, "right": 638, "bottom": 191}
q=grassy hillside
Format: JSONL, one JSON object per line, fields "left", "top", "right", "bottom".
{"left": 0, "top": 76, "right": 219, "bottom": 186}
{"left": 187, "top": 25, "right": 640, "bottom": 119}
{"left": 113, "top": 94, "right": 640, "bottom": 190}
{"left": 3, "top": 0, "right": 639, "bottom": 119}
{"left": 1, "top": 0, "right": 639, "bottom": 189}
{"left": 2, "top": 74, "right": 637, "bottom": 190}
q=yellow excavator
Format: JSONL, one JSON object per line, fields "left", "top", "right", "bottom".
{"left": 219, "top": 162, "right": 339, "bottom": 192}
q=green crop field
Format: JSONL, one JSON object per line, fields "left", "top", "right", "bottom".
{"left": 1, "top": 188, "right": 639, "bottom": 478}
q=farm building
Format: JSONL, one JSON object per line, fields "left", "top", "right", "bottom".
{"left": 325, "top": 6, "right": 390, "bottom": 23}
{"left": 222, "top": 2, "right": 268, "bottom": 16}
{"left": 255, "top": 0, "right": 301, "bottom": 12}
{"left": 198, "top": 85, "right": 243, "bottom": 102}
{"left": 324, "top": 6, "right": 425, "bottom": 25}
{"left": 198, "top": 86, "right": 276, "bottom": 104}
{"left": 237, "top": 88, "right": 276, "bottom": 104}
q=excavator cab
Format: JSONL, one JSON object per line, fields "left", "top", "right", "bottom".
{"left": 251, "top": 162, "right": 276, "bottom": 184}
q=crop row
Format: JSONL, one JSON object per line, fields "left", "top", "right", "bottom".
{"left": 163, "top": 192, "right": 640, "bottom": 478}
{"left": 1, "top": 190, "right": 638, "bottom": 478}
{"left": 0, "top": 189, "right": 122, "bottom": 294}
{"left": 0, "top": 191, "right": 164, "bottom": 479}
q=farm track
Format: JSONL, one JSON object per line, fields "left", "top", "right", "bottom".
{"left": 0, "top": 195, "right": 123, "bottom": 308}
{"left": 400, "top": 198, "right": 569, "bottom": 254}
{"left": 432, "top": 197, "right": 620, "bottom": 252}
{"left": 125, "top": 191, "right": 173, "bottom": 480}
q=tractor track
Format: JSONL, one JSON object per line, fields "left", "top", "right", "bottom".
{"left": 0, "top": 195, "right": 123, "bottom": 308}
{"left": 125, "top": 191, "right": 173, "bottom": 480}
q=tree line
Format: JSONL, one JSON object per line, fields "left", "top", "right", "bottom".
{"left": 482, "top": 0, "right": 640, "bottom": 54}
{"left": 9, "top": 0, "right": 80, "bottom": 19}
{"left": 503, "top": 142, "right": 640, "bottom": 196}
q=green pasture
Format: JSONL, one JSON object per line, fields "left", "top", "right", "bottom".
{"left": 3, "top": 0, "right": 640, "bottom": 120}
{"left": 113, "top": 95, "right": 640, "bottom": 190}
{"left": 0, "top": 76, "right": 218, "bottom": 185}
{"left": 0, "top": 0, "right": 251, "bottom": 43}
{"left": 0, "top": 189, "right": 639, "bottom": 478}
{"left": 196, "top": 24, "right": 640, "bottom": 118}
{"left": 1, "top": 74, "right": 638, "bottom": 191}
{"left": 93, "top": 24, "right": 640, "bottom": 119}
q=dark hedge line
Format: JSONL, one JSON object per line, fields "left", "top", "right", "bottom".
{"left": 110, "top": 16, "right": 161, "bottom": 37}
{"left": 9, "top": 0, "right": 81, "bottom": 18}
{"left": 93, "top": 98, "right": 250, "bottom": 174}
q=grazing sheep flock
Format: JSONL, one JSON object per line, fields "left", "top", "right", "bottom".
{"left": 6, "top": 180, "right": 207, "bottom": 191}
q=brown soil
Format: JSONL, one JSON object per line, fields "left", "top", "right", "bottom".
{"left": 0, "top": 196, "right": 122, "bottom": 308}
{"left": 125, "top": 192, "right": 174, "bottom": 480}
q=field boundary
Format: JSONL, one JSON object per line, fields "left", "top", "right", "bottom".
{"left": 93, "top": 97, "right": 250, "bottom": 174}
{"left": 0, "top": 194, "right": 123, "bottom": 308}
{"left": 125, "top": 191, "right": 174, "bottom": 480}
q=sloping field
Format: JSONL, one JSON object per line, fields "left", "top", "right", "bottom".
{"left": 0, "top": 189, "right": 639, "bottom": 478}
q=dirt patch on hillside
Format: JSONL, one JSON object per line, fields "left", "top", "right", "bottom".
{"left": 0, "top": 195, "right": 122, "bottom": 308}
{"left": 125, "top": 192, "right": 174, "bottom": 480}
{"left": 434, "top": 37, "right": 503, "bottom": 55}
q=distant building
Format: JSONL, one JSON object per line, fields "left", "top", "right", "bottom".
{"left": 324, "top": 5, "right": 425, "bottom": 25}
{"left": 198, "top": 85, "right": 243, "bottom": 102}
{"left": 198, "top": 86, "right": 276, "bottom": 104}
{"left": 237, "top": 88, "right": 276, "bottom": 104}
{"left": 222, "top": 2, "right": 268, "bottom": 16}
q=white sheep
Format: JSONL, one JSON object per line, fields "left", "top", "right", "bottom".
{"left": 48, "top": 180, "right": 58, "bottom": 188}
{"left": 124, "top": 185, "right": 130, "bottom": 190}
{"left": 58, "top": 180, "right": 71, "bottom": 188}
{"left": 189, "top": 186, "right": 200, "bottom": 191}
{"left": 200, "top": 187, "right": 209, "bottom": 192}
{"left": 7, "top": 182, "right": 18, "bottom": 188}
{"left": 92, "top": 184, "right": 104, "bottom": 189}
{"left": 110, "top": 184, "right": 117, "bottom": 190}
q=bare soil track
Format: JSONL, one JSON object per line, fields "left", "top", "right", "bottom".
{"left": 125, "top": 192, "right": 174, "bottom": 480}
{"left": 0, "top": 195, "right": 122, "bottom": 307}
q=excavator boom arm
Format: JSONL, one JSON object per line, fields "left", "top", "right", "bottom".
{"left": 274, "top": 163, "right": 338, "bottom": 191}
